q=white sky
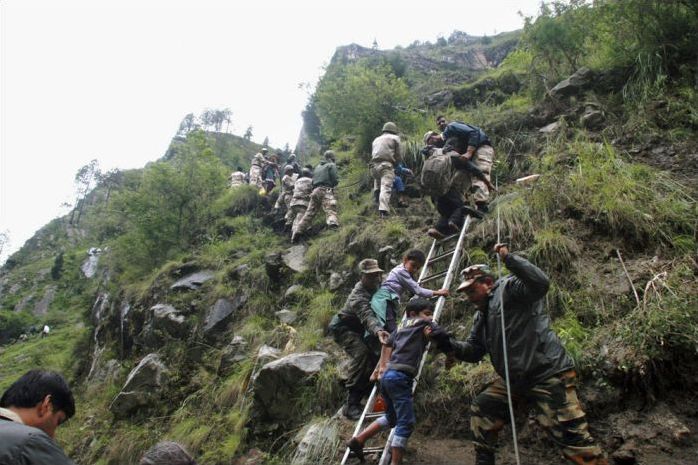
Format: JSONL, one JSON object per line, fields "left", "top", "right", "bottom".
{"left": 0, "top": 0, "right": 540, "bottom": 262}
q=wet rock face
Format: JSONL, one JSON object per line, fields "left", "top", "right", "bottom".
{"left": 252, "top": 352, "right": 328, "bottom": 426}
{"left": 203, "top": 295, "right": 246, "bottom": 335}
{"left": 33, "top": 286, "right": 56, "bottom": 316}
{"left": 170, "top": 270, "right": 215, "bottom": 291}
{"left": 110, "top": 353, "right": 168, "bottom": 417}
{"left": 81, "top": 247, "right": 102, "bottom": 278}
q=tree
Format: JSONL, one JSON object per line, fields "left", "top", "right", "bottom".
{"left": 372, "top": 38, "right": 378, "bottom": 50}
{"left": 178, "top": 113, "right": 198, "bottom": 135}
{"left": 243, "top": 126, "right": 253, "bottom": 141}
{"left": 98, "top": 168, "right": 123, "bottom": 206}
{"left": 70, "top": 159, "right": 101, "bottom": 225}
{"left": 50, "top": 252, "right": 64, "bottom": 280}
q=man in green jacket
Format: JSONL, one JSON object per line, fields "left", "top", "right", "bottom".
{"left": 450, "top": 244, "right": 607, "bottom": 465}
{"left": 0, "top": 370, "right": 76, "bottom": 465}
{"left": 328, "top": 258, "right": 389, "bottom": 420}
{"left": 292, "top": 150, "right": 339, "bottom": 242}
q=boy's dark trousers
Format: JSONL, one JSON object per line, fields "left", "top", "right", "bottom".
{"left": 434, "top": 190, "right": 465, "bottom": 235}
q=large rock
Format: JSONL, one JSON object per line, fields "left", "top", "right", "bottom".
{"left": 264, "top": 252, "right": 285, "bottom": 282}
{"left": 150, "top": 304, "right": 187, "bottom": 338}
{"left": 291, "top": 418, "right": 340, "bottom": 465}
{"left": 203, "top": 295, "right": 246, "bottom": 335}
{"left": 81, "top": 247, "right": 102, "bottom": 278}
{"left": 284, "top": 284, "right": 304, "bottom": 301}
{"left": 110, "top": 353, "right": 168, "bottom": 417}
{"left": 33, "top": 286, "right": 56, "bottom": 316}
{"left": 283, "top": 245, "right": 308, "bottom": 273}
{"left": 581, "top": 108, "right": 605, "bottom": 130}
{"left": 550, "top": 67, "right": 594, "bottom": 99}
{"left": 219, "top": 336, "right": 249, "bottom": 374}
{"left": 275, "top": 309, "right": 297, "bottom": 325}
{"left": 253, "top": 352, "right": 328, "bottom": 424}
{"left": 539, "top": 121, "right": 561, "bottom": 134}
{"left": 170, "top": 270, "right": 215, "bottom": 291}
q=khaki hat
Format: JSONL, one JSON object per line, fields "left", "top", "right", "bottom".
{"left": 457, "top": 264, "right": 493, "bottom": 292}
{"left": 358, "top": 258, "right": 383, "bottom": 274}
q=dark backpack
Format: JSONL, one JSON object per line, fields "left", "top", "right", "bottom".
{"left": 420, "top": 152, "right": 454, "bottom": 197}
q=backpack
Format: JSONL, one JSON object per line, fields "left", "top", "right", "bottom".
{"left": 420, "top": 152, "right": 454, "bottom": 197}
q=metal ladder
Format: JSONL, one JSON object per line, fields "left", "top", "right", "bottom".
{"left": 340, "top": 213, "right": 476, "bottom": 465}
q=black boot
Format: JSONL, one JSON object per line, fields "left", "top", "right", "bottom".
{"left": 342, "top": 390, "right": 364, "bottom": 420}
{"left": 373, "top": 189, "right": 379, "bottom": 205}
{"left": 476, "top": 202, "right": 489, "bottom": 214}
{"left": 475, "top": 449, "right": 495, "bottom": 465}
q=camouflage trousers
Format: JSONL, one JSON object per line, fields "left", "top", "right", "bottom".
{"left": 471, "top": 371, "right": 607, "bottom": 465}
{"left": 287, "top": 204, "right": 307, "bottom": 229}
{"left": 470, "top": 145, "right": 494, "bottom": 204}
{"left": 294, "top": 186, "right": 339, "bottom": 234}
{"left": 332, "top": 328, "right": 379, "bottom": 395}
{"left": 274, "top": 191, "right": 293, "bottom": 212}
{"left": 371, "top": 161, "right": 395, "bottom": 213}
{"left": 249, "top": 165, "right": 263, "bottom": 189}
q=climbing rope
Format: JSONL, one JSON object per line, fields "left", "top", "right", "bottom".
{"left": 495, "top": 174, "right": 521, "bottom": 465}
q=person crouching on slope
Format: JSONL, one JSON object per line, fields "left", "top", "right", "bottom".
{"left": 346, "top": 298, "right": 453, "bottom": 465}
{"left": 448, "top": 243, "right": 608, "bottom": 465}
{"left": 370, "top": 249, "right": 449, "bottom": 380}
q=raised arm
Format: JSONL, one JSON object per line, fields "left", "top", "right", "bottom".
{"left": 497, "top": 245, "right": 550, "bottom": 302}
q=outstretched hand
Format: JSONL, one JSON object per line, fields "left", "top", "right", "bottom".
{"left": 377, "top": 330, "right": 391, "bottom": 345}
{"left": 494, "top": 243, "right": 509, "bottom": 259}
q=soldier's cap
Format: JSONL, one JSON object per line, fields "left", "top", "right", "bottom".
{"left": 261, "top": 147, "right": 268, "bottom": 152}
{"left": 284, "top": 164, "right": 294, "bottom": 172}
{"left": 288, "top": 153, "right": 296, "bottom": 159}
{"left": 358, "top": 258, "right": 383, "bottom": 275}
{"left": 457, "top": 264, "right": 493, "bottom": 292}
{"left": 423, "top": 130, "right": 438, "bottom": 145}
{"left": 324, "top": 150, "right": 336, "bottom": 160}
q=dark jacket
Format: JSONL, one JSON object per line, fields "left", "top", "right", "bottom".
{"left": 442, "top": 122, "right": 491, "bottom": 149}
{"left": 387, "top": 317, "right": 451, "bottom": 377}
{"left": 333, "top": 281, "right": 383, "bottom": 336}
{"left": 312, "top": 160, "right": 338, "bottom": 188}
{"left": 452, "top": 254, "right": 573, "bottom": 390}
{"left": 0, "top": 418, "right": 75, "bottom": 465}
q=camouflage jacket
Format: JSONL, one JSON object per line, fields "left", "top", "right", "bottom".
{"left": 451, "top": 254, "right": 574, "bottom": 390}
{"left": 290, "top": 176, "right": 313, "bottom": 207}
{"left": 337, "top": 281, "right": 382, "bottom": 336}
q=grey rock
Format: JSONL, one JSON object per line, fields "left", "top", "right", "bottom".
{"left": 264, "top": 252, "right": 285, "bottom": 281}
{"left": 284, "top": 285, "right": 304, "bottom": 300}
{"left": 253, "top": 352, "right": 328, "bottom": 423}
{"left": 170, "top": 270, "right": 215, "bottom": 291}
{"left": 13, "top": 293, "right": 34, "bottom": 313}
{"left": 81, "top": 248, "right": 102, "bottom": 278}
{"left": 539, "top": 121, "right": 561, "bottom": 134}
{"left": 291, "top": 418, "right": 340, "bottom": 465}
{"left": 550, "top": 67, "right": 594, "bottom": 99}
{"left": 230, "top": 264, "right": 250, "bottom": 279}
{"left": 219, "top": 336, "right": 248, "bottom": 374}
{"left": 110, "top": 353, "right": 168, "bottom": 416}
{"left": 257, "top": 345, "right": 282, "bottom": 365}
{"left": 92, "top": 359, "right": 122, "bottom": 384}
{"left": 283, "top": 245, "right": 308, "bottom": 273}
{"left": 203, "top": 295, "right": 246, "bottom": 335}
{"left": 150, "top": 304, "right": 187, "bottom": 337}
{"left": 581, "top": 109, "right": 605, "bottom": 130}
{"left": 275, "top": 309, "right": 297, "bottom": 325}
{"left": 328, "top": 272, "right": 345, "bottom": 291}
{"left": 33, "top": 286, "right": 56, "bottom": 316}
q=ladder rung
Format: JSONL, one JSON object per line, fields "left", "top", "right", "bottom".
{"left": 427, "top": 249, "right": 455, "bottom": 265}
{"left": 363, "top": 412, "right": 384, "bottom": 420}
{"left": 420, "top": 270, "right": 448, "bottom": 284}
{"left": 362, "top": 447, "right": 385, "bottom": 453}
{"left": 438, "top": 233, "right": 459, "bottom": 243}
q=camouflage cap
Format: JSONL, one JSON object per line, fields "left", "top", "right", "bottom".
{"left": 358, "top": 258, "right": 383, "bottom": 274}
{"left": 382, "top": 121, "right": 398, "bottom": 134}
{"left": 457, "top": 264, "right": 493, "bottom": 292}
{"left": 324, "top": 150, "right": 336, "bottom": 161}
{"left": 283, "top": 164, "right": 294, "bottom": 173}
{"left": 423, "top": 130, "right": 437, "bottom": 145}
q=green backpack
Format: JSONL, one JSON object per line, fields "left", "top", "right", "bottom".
{"left": 420, "top": 152, "right": 455, "bottom": 197}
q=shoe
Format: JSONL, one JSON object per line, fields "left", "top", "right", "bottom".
{"left": 328, "top": 223, "right": 339, "bottom": 230}
{"left": 427, "top": 228, "right": 446, "bottom": 240}
{"left": 343, "top": 403, "right": 363, "bottom": 421}
{"left": 476, "top": 202, "right": 489, "bottom": 214}
{"left": 346, "top": 437, "right": 365, "bottom": 462}
{"left": 462, "top": 205, "right": 485, "bottom": 219}
{"left": 397, "top": 200, "right": 409, "bottom": 208}
{"left": 475, "top": 450, "right": 495, "bottom": 465}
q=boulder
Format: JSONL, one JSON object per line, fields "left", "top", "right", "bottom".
{"left": 328, "top": 272, "right": 345, "bottom": 291}
{"left": 283, "top": 245, "right": 308, "bottom": 273}
{"left": 539, "top": 121, "right": 561, "bottom": 134}
{"left": 253, "top": 352, "right": 328, "bottom": 424}
{"left": 229, "top": 264, "right": 250, "bottom": 280}
{"left": 203, "top": 295, "right": 246, "bottom": 335}
{"left": 275, "top": 309, "right": 297, "bottom": 325}
{"left": 284, "top": 285, "right": 304, "bottom": 301}
{"left": 581, "top": 109, "right": 605, "bottom": 130}
{"left": 219, "top": 336, "right": 248, "bottom": 374}
{"left": 256, "top": 345, "right": 282, "bottom": 365}
{"left": 264, "top": 252, "right": 285, "bottom": 282}
{"left": 291, "top": 418, "right": 340, "bottom": 465}
{"left": 150, "top": 304, "right": 187, "bottom": 338}
{"left": 170, "top": 270, "right": 215, "bottom": 291}
{"left": 110, "top": 353, "right": 168, "bottom": 417}
{"left": 550, "top": 67, "right": 594, "bottom": 99}
{"left": 81, "top": 247, "right": 102, "bottom": 278}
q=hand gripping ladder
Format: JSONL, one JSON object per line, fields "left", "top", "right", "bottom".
{"left": 340, "top": 212, "right": 477, "bottom": 465}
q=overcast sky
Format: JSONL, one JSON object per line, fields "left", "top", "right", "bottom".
{"left": 0, "top": 0, "right": 541, "bottom": 262}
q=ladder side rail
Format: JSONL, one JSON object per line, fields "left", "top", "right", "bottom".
{"left": 377, "top": 216, "right": 472, "bottom": 465}
{"left": 340, "top": 385, "right": 380, "bottom": 465}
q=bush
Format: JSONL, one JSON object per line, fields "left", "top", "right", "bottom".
{"left": 0, "top": 310, "right": 36, "bottom": 344}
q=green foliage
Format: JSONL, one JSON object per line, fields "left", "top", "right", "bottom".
{"left": 0, "top": 310, "right": 37, "bottom": 345}
{"left": 314, "top": 60, "right": 419, "bottom": 154}
{"left": 211, "top": 184, "right": 260, "bottom": 218}
{"left": 552, "top": 311, "right": 590, "bottom": 365}
{"left": 528, "top": 226, "right": 580, "bottom": 274}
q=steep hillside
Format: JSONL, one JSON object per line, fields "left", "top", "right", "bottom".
{"left": 2, "top": 4, "right": 698, "bottom": 465}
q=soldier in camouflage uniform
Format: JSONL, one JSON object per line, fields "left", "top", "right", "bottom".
{"left": 449, "top": 244, "right": 607, "bottom": 465}
{"left": 292, "top": 150, "right": 339, "bottom": 242}
{"left": 249, "top": 147, "right": 268, "bottom": 189}
{"left": 370, "top": 122, "right": 402, "bottom": 218}
{"left": 328, "top": 259, "right": 389, "bottom": 420}
{"left": 229, "top": 166, "right": 247, "bottom": 187}
{"left": 286, "top": 167, "right": 313, "bottom": 232}
{"left": 273, "top": 165, "right": 298, "bottom": 214}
